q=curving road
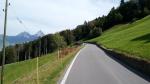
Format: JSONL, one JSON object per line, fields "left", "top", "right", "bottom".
{"left": 60, "top": 44, "right": 150, "bottom": 84}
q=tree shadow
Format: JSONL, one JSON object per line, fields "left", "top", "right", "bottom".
{"left": 99, "top": 46, "right": 150, "bottom": 82}
{"left": 131, "top": 33, "right": 150, "bottom": 43}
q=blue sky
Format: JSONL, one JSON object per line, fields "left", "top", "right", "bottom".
{"left": 0, "top": 0, "right": 120, "bottom": 36}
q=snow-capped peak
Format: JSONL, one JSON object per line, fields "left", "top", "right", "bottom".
{"left": 17, "top": 31, "right": 31, "bottom": 38}
{"left": 34, "top": 30, "right": 44, "bottom": 37}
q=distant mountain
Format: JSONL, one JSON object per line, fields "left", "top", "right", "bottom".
{"left": 17, "top": 31, "right": 32, "bottom": 39}
{"left": 0, "top": 31, "right": 44, "bottom": 50}
{"left": 34, "top": 30, "right": 44, "bottom": 37}
{"left": 8, "top": 31, "right": 44, "bottom": 44}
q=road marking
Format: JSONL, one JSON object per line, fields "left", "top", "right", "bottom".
{"left": 60, "top": 47, "right": 85, "bottom": 84}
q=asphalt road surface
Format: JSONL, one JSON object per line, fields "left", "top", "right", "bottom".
{"left": 60, "top": 44, "right": 150, "bottom": 84}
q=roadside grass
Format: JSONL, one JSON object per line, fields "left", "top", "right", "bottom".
{"left": 0, "top": 46, "right": 80, "bottom": 84}
{"left": 89, "top": 15, "right": 150, "bottom": 61}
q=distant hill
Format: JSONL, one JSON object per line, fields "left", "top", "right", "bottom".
{"left": 7, "top": 31, "right": 44, "bottom": 44}
{"left": 34, "top": 30, "right": 44, "bottom": 37}
{"left": 0, "top": 30, "right": 44, "bottom": 50}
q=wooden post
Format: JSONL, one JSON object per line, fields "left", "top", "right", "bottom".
{"left": 58, "top": 49, "right": 60, "bottom": 61}
{"left": 37, "top": 57, "right": 39, "bottom": 84}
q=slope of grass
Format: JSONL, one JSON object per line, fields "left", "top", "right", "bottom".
{"left": 89, "top": 15, "right": 150, "bottom": 61}
{"left": 0, "top": 47, "right": 80, "bottom": 84}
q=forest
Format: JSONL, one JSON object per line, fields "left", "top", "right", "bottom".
{"left": 0, "top": 0, "right": 150, "bottom": 65}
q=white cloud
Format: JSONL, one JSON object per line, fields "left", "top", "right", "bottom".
{"left": 0, "top": 0, "right": 120, "bottom": 35}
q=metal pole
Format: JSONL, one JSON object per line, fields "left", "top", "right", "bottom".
{"left": 1, "top": 0, "right": 8, "bottom": 83}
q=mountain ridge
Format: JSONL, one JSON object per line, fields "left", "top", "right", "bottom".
{"left": 0, "top": 30, "right": 44, "bottom": 50}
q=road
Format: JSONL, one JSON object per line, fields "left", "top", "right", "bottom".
{"left": 60, "top": 44, "right": 150, "bottom": 84}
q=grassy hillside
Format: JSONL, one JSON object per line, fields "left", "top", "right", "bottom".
{"left": 0, "top": 47, "right": 80, "bottom": 84}
{"left": 89, "top": 15, "right": 150, "bottom": 61}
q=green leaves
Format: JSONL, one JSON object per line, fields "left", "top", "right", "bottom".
{"left": 52, "top": 33, "right": 67, "bottom": 49}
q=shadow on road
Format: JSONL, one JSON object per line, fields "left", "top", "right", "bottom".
{"left": 84, "top": 42, "right": 150, "bottom": 82}
{"left": 100, "top": 47, "right": 150, "bottom": 82}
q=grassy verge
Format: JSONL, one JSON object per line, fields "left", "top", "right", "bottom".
{"left": 0, "top": 46, "right": 80, "bottom": 84}
{"left": 89, "top": 15, "right": 150, "bottom": 61}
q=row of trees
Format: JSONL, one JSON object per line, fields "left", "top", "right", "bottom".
{"left": 96, "top": 0, "right": 150, "bottom": 30}
{"left": 0, "top": 34, "right": 67, "bottom": 65}
{"left": 71, "top": 0, "right": 150, "bottom": 40}
{"left": 73, "top": 21, "right": 102, "bottom": 41}
{"left": 0, "top": 25, "right": 102, "bottom": 65}
{"left": 0, "top": 22, "right": 103, "bottom": 65}
{"left": 0, "top": 0, "right": 150, "bottom": 65}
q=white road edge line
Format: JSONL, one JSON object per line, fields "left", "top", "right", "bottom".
{"left": 60, "top": 46, "right": 85, "bottom": 84}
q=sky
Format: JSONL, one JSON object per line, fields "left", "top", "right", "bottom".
{"left": 0, "top": 0, "right": 120, "bottom": 36}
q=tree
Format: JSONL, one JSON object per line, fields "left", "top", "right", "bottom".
{"left": 27, "top": 43, "right": 32, "bottom": 59}
{"left": 47, "top": 34, "right": 57, "bottom": 52}
{"left": 89, "top": 27, "right": 102, "bottom": 38}
{"left": 138, "top": 0, "right": 145, "bottom": 13}
{"left": 118, "top": 1, "right": 139, "bottom": 22}
{"left": 15, "top": 44, "right": 20, "bottom": 61}
{"left": 120, "top": 0, "right": 125, "bottom": 6}
{"left": 145, "top": 0, "right": 150, "bottom": 10}
{"left": 60, "top": 29, "right": 75, "bottom": 45}
{"left": 35, "top": 39, "right": 42, "bottom": 57}
{"left": 105, "top": 7, "right": 123, "bottom": 28}
{"left": 0, "top": 51, "right": 2, "bottom": 65}
{"left": 115, "top": 12, "right": 123, "bottom": 23}
{"left": 5, "top": 46, "right": 17, "bottom": 64}
{"left": 40, "top": 36, "right": 48, "bottom": 55}
{"left": 73, "top": 26, "right": 82, "bottom": 41}
{"left": 53, "top": 33, "right": 67, "bottom": 49}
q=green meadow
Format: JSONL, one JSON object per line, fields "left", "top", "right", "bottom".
{"left": 0, "top": 47, "right": 79, "bottom": 84}
{"left": 89, "top": 15, "right": 150, "bottom": 61}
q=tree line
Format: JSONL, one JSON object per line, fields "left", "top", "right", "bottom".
{"left": 92, "top": 0, "right": 150, "bottom": 31}
{"left": 0, "top": 0, "right": 150, "bottom": 65}
{"left": 0, "top": 33, "right": 67, "bottom": 65}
